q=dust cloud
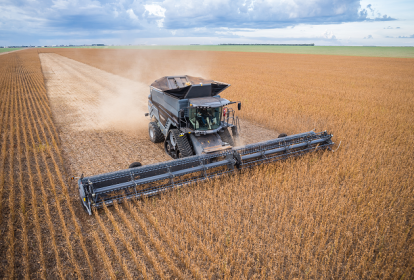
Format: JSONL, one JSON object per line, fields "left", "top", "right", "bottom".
{"left": 41, "top": 51, "right": 280, "bottom": 146}
{"left": 42, "top": 49, "right": 214, "bottom": 135}
{"left": 96, "top": 81, "right": 149, "bottom": 134}
{"left": 97, "top": 49, "right": 214, "bottom": 85}
{"left": 40, "top": 51, "right": 280, "bottom": 175}
{"left": 90, "top": 49, "right": 214, "bottom": 134}
{"left": 40, "top": 52, "right": 172, "bottom": 175}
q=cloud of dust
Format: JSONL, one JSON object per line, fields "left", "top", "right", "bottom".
{"left": 91, "top": 49, "right": 216, "bottom": 135}
{"left": 42, "top": 50, "right": 216, "bottom": 139}
{"left": 101, "top": 48, "right": 216, "bottom": 85}
{"left": 96, "top": 79, "right": 149, "bottom": 135}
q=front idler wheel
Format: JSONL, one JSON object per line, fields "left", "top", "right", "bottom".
{"left": 165, "top": 139, "right": 171, "bottom": 153}
{"left": 164, "top": 137, "right": 178, "bottom": 159}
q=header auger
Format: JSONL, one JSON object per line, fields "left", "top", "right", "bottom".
{"left": 78, "top": 76, "right": 333, "bottom": 214}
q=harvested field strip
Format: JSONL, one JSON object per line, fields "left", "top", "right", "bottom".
{"left": 38, "top": 53, "right": 173, "bottom": 176}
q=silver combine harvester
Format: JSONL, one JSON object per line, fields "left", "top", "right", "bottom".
{"left": 78, "top": 76, "right": 333, "bottom": 214}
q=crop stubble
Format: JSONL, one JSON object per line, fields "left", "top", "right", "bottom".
{"left": 0, "top": 48, "right": 412, "bottom": 279}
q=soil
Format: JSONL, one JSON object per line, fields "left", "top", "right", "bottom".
{"left": 40, "top": 53, "right": 280, "bottom": 177}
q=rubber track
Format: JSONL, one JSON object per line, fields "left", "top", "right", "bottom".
{"left": 171, "top": 129, "right": 194, "bottom": 158}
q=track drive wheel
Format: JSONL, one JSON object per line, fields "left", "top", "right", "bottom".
{"left": 149, "top": 122, "right": 165, "bottom": 143}
{"left": 219, "top": 127, "right": 235, "bottom": 146}
{"left": 166, "top": 129, "right": 194, "bottom": 159}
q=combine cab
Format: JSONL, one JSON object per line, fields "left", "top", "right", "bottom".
{"left": 78, "top": 76, "right": 334, "bottom": 215}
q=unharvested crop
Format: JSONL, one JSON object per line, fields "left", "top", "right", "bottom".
{"left": 0, "top": 50, "right": 94, "bottom": 279}
{"left": 45, "top": 48, "right": 414, "bottom": 278}
{"left": 0, "top": 48, "right": 412, "bottom": 279}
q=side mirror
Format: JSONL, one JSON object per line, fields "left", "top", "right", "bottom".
{"left": 238, "top": 102, "right": 241, "bottom": 111}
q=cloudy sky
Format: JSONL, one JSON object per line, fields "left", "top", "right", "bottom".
{"left": 0, "top": 0, "right": 413, "bottom": 46}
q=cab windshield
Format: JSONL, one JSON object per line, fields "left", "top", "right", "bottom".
{"left": 188, "top": 107, "right": 222, "bottom": 131}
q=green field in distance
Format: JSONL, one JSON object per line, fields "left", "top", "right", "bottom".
{"left": 70, "top": 45, "right": 414, "bottom": 58}
{"left": 0, "top": 48, "right": 23, "bottom": 53}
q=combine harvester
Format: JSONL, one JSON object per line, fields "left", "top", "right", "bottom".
{"left": 78, "top": 76, "right": 334, "bottom": 214}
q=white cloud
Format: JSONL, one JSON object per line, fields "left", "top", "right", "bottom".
{"left": 0, "top": 0, "right": 412, "bottom": 46}
{"left": 161, "top": 0, "right": 376, "bottom": 29}
{"left": 144, "top": 4, "right": 166, "bottom": 18}
{"left": 127, "top": 9, "right": 138, "bottom": 20}
{"left": 323, "top": 30, "right": 337, "bottom": 40}
{"left": 156, "top": 18, "right": 164, "bottom": 28}
{"left": 144, "top": 4, "right": 166, "bottom": 27}
{"left": 52, "top": 0, "right": 70, "bottom": 10}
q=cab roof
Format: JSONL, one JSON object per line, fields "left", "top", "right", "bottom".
{"left": 189, "top": 97, "right": 231, "bottom": 108}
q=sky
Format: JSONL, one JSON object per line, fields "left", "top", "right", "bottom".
{"left": 0, "top": 0, "right": 413, "bottom": 46}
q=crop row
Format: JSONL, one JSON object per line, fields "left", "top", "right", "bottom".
{"left": 0, "top": 50, "right": 93, "bottom": 279}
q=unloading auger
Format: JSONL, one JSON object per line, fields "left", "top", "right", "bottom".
{"left": 78, "top": 76, "right": 334, "bottom": 215}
